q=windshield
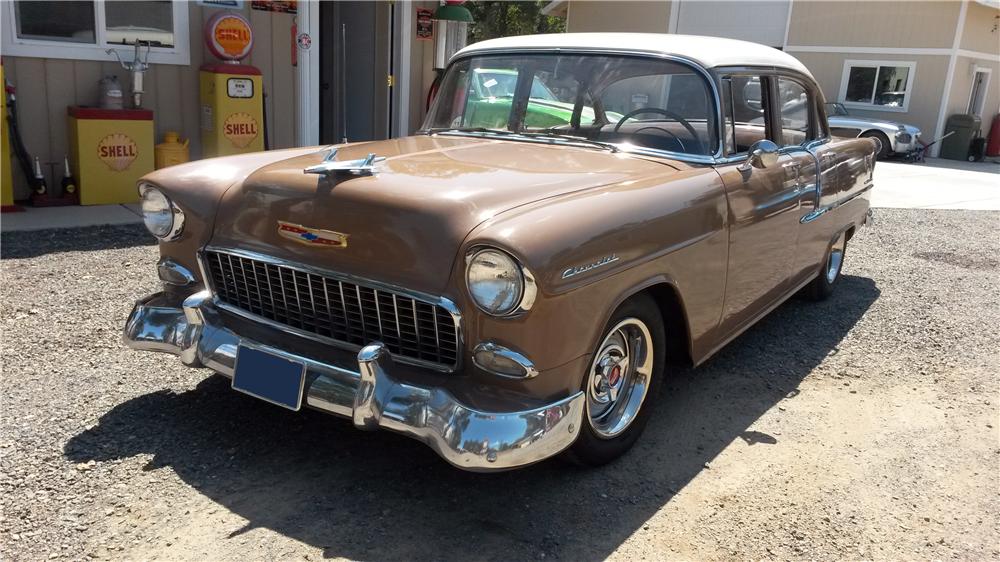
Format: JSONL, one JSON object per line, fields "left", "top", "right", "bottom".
{"left": 423, "top": 53, "right": 719, "bottom": 157}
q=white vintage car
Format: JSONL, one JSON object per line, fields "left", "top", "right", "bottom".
{"left": 825, "top": 102, "right": 922, "bottom": 159}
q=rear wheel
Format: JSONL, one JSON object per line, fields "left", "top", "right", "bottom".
{"left": 567, "top": 294, "right": 665, "bottom": 466}
{"left": 807, "top": 231, "right": 847, "bottom": 301}
{"left": 861, "top": 130, "right": 891, "bottom": 160}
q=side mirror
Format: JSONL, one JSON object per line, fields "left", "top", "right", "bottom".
{"left": 739, "top": 139, "right": 780, "bottom": 172}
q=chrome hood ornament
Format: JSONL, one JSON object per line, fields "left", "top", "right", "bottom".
{"left": 304, "top": 147, "right": 385, "bottom": 177}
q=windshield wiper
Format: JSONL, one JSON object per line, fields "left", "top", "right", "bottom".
{"left": 426, "top": 127, "right": 618, "bottom": 153}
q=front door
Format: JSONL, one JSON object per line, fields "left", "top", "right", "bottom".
{"left": 320, "top": 1, "right": 392, "bottom": 144}
{"left": 716, "top": 74, "right": 804, "bottom": 336}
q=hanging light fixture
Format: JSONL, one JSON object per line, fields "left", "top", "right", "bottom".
{"left": 433, "top": 0, "right": 474, "bottom": 23}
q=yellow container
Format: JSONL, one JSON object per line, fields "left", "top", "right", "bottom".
{"left": 68, "top": 107, "right": 154, "bottom": 206}
{"left": 199, "top": 63, "right": 265, "bottom": 158}
{"left": 155, "top": 131, "right": 190, "bottom": 169}
{"left": 1, "top": 62, "right": 14, "bottom": 208}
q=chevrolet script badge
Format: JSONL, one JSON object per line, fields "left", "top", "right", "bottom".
{"left": 277, "top": 221, "right": 348, "bottom": 248}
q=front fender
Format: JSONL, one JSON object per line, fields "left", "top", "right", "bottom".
{"left": 456, "top": 164, "right": 729, "bottom": 386}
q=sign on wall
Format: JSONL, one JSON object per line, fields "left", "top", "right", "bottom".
{"left": 251, "top": 0, "right": 297, "bottom": 14}
{"left": 204, "top": 12, "right": 254, "bottom": 61}
{"left": 416, "top": 9, "right": 433, "bottom": 40}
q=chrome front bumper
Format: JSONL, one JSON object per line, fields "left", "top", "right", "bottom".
{"left": 123, "top": 291, "right": 584, "bottom": 471}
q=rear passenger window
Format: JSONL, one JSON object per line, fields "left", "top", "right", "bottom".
{"left": 777, "top": 78, "right": 813, "bottom": 146}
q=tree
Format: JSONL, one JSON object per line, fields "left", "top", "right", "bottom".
{"left": 465, "top": 1, "right": 566, "bottom": 43}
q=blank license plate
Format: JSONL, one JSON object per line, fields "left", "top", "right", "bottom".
{"left": 232, "top": 345, "right": 306, "bottom": 411}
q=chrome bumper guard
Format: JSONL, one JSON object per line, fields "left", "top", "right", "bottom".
{"left": 124, "top": 291, "right": 584, "bottom": 471}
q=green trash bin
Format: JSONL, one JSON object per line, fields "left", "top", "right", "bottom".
{"left": 940, "top": 113, "right": 982, "bottom": 160}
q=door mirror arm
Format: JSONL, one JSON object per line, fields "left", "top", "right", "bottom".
{"left": 737, "top": 139, "right": 780, "bottom": 174}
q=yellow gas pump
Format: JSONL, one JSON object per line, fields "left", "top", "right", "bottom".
{"left": 199, "top": 12, "right": 264, "bottom": 158}
{"left": 1, "top": 61, "right": 15, "bottom": 210}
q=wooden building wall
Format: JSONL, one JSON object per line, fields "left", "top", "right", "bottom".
{"left": 4, "top": 2, "right": 299, "bottom": 199}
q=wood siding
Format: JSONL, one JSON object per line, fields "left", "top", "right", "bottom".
{"left": 567, "top": 1, "right": 672, "bottom": 33}
{"left": 960, "top": 1, "right": 1000, "bottom": 54}
{"left": 787, "top": 1, "right": 961, "bottom": 49}
{"left": 4, "top": 3, "right": 298, "bottom": 199}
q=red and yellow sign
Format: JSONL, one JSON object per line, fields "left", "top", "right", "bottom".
{"left": 223, "top": 112, "right": 260, "bottom": 148}
{"left": 205, "top": 12, "right": 254, "bottom": 61}
{"left": 97, "top": 133, "right": 139, "bottom": 172}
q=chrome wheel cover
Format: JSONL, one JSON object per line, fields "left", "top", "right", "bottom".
{"left": 585, "top": 318, "right": 654, "bottom": 439}
{"left": 826, "top": 232, "right": 846, "bottom": 284}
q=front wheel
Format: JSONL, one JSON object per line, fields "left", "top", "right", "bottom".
{"left": 807, "top": 231, "right": 847, "bottom": 301}
{"left": 861, "top": 130, "right": 891, "bottom": 160}
{"left": 567, "top": 294, "right": 665, "bottom": 466}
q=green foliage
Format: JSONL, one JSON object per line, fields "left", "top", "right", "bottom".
{"left": 465, "top": 1, "right": 566, "bottom": 43}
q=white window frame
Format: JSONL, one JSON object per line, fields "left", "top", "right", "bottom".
{"left": 1, "top": 0, "right": 190, "bottom": 66}
{"left": 837, "top": 59, "right": 916, "bottom": 113}
{"left": 967, "top": 66, "right": 992, "bottom": 117}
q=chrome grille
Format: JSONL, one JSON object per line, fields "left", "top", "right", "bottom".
{"left": 204, "top": 250, "right": 460, "bottom": 369}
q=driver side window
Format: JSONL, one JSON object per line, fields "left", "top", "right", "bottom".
{"left": 722, "top": 75, "right": 770, "bottom": 155}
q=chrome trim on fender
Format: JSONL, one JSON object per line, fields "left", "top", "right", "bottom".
{"left": 123, "top": 294, "right": 584, "bottom": 471}
{"left": 472, "top": 341, "right": 540, "bottom": 379}
{"left": 562, "top": 254, "right": 620, "bottom": 279}
{"left": 801, "top": 183, "right": 874, "bottom": 224}
{"left": 156, "top": 257, "right": 197, "bottom": 286}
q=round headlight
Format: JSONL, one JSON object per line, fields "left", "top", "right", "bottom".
{"left": 466, "top": 249, "right": 524, "bottom": 316}
{"left": 139, "top": 184, "right": 183, "bottom": 240}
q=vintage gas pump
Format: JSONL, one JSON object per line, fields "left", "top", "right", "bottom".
{"left": 199, "top": 12, "right": 264, "bottom": 158}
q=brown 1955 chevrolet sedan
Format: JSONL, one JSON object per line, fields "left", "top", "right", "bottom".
{"left": 125, "top": 33, "right": 875, "bottom": 471}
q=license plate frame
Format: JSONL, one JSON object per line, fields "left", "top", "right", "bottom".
{"left": 232, "top": 344, "right": 307, "bottom": 411}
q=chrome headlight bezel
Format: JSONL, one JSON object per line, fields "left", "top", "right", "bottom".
{"left": 138, "top": 183, "right": 185, "bottom": 241}
{"left": 465, "top": 247, "right": 537, "bottom": 317}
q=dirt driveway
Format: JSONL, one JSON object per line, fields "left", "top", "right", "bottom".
{"left": 1, "top": 208, "right": 998, "bottom": 561}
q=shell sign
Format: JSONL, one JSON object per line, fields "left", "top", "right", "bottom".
{"left": 223, "top": 112, "right": 259, "bottom": 148}
{"left": 97, "top": 133, "right": 139, "bottom": 172}
{"left": 205, "top": 12, "right": 253, "bottom": 61}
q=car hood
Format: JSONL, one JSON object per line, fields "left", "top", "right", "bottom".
{"left": 828, "top": 114, "right": 921, "bottom": 134}
{"left": 209, "top": 135, "right": 676, "bottom": 294}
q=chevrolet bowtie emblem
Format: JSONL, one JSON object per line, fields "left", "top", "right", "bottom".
{"left": 277, "top": 221, "right": 348, "bottom": 248}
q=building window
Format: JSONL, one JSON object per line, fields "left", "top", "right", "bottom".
{"left": 838, "top": 60, "right": 916, "bottom": 112}
{"left": 3, "top": 1, "right": 189, "bottom": 65}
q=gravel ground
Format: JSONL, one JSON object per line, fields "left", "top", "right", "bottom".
{"left": 1, "top": 210, "right": 998, "bottom": 561}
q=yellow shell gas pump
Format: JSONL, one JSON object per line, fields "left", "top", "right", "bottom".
{"left": 1, "top": 61, "right": 15, "bottom": 210}
{"left": 199, "top": 12, "right": 265, "bottom": 158}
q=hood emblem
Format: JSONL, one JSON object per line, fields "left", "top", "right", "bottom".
{"left": 277, "top": 221, "right": 348, "bottom": 248}
{"left": 304, "top": 147, "right": 385, "bottom": 177}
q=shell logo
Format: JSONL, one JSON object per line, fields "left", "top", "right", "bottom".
{"left": 97, "top": 133, "right": 138, "bottom": 172}
{"left": 223, "top": 112, "right": 259, "bottom": 148}
{"left": 205, "top": 12, "right": 253, "bottom": 61}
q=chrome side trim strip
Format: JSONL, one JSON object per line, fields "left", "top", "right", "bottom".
{"left": 800, "top": 183, "right": 873, "bottom": 224}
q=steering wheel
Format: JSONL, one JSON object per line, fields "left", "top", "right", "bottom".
{"left": 613, "top": 107, "right": 701, "bottom": 150}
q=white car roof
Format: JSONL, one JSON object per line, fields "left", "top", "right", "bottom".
{"left": 454, "top": 33, "right": 813, "bottom": 78}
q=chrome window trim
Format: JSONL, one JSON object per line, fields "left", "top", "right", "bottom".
{"left": 197, "top": 247, "right": 464, "bottom": 374}
{"left": 425, "top": 48, "right": 725, "bottom": 164}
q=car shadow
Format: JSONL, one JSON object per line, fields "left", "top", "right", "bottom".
{"left": 0, "top": 224, "right": 155, "bottom": 260}
{"left": 65, "top": 275, "right": 879, "bottom": 560}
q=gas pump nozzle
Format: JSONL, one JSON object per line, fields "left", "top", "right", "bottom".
{"left": 107, "top": 41, "right": 151, "bottom": 109}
